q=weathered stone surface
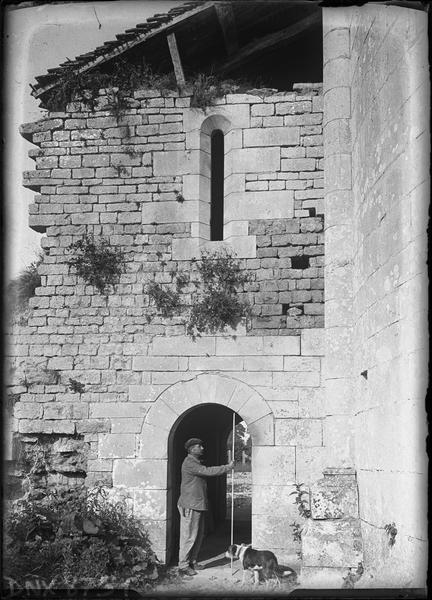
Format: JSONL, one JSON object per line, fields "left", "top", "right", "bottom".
{"left": 275, "top": 418, "right": 322, "bottom": 446}
{"left": 98, "top": 434, "right": 136, "bottom": 459}
{"left": 253, "top": 485, "right": 298, "bottom": 518}
{"left": 247, "top": 413, "right": 274, "bottom": 445}
{"left": 112, "top": 459, "right": 167, "bottom": 489}
{"left": 252, "top": 445, "right": 295, "bottom": 484}
{"left": 300, "top": 566, "right": 347, "bottom": 589}
{"left": 253, "top": 514, "right": 294, "bottom": 552}
{"left": 137, "top": 424, "right": 168, "bottom": 459}
{"left": 302, "top": 518, "right": 363, "bottom": 568}
{"left": 301, "top": 329, "right": 324, "bottom": 356}
{"left": 310, "top": 474, "right": 359, "bottom": 519}
{"left": 134, "top": 489, "right": 166, "bottom": 520}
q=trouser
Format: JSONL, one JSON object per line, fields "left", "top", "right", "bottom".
{"left": 177, "top": 505, "right": 206, "bottom": 569}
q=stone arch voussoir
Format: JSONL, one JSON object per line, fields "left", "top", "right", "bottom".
{"left": 141, "top": 373, "right": 274, "bottom": 449}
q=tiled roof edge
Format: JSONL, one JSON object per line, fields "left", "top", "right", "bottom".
{"left": 32, "top": 1, "right": 214, "bottom": 100}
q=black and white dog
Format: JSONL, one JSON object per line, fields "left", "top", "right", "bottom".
{"left": 225, "top": 543, "right": 296, "bottom": 586}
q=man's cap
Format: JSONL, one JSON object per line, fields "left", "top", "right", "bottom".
{"left": 184, "top": 437, "right": 204, "bottom": 451}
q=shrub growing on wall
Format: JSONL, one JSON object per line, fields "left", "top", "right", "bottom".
{"left": 187, "top": 250, "right": 251, "bottom": 336}
{"left": 67, "top": 235, "right": 126, "bottom": 295}
{"left": 148, "top": 249, "right": 251, "bottom": 337}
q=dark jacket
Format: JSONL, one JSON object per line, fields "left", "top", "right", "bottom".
{"left": 177, "top": 454, "right": 231, "bottom": 511}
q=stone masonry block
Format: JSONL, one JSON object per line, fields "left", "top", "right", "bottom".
{"left": 225, "top": 191, "right": 293, "bottom": 220}
{"left": 310, "top": 474, "right": 359, "bottom": 519}
{"left": 151, "top": 336, "right": 216, "bottom": 356}
{"left": 83, "top": 154, "right": 109, "bottom": 167}
{"left": 268, "top": 401, "right": 299, "bottom": 419}
{"left": 301, "top": 329, "right": 324, "bottom": 356}
{"left": 281, "top": 158, "right": 316, "bottom": 171}
{"left": 230, "top": 148, "right": 280, "bottom": 173}
{"left": 247, "top": 414, "right": 274, "bottom": 446}
{"left": 253, "top": 514, "right": 294, "bottom": 552}
{"left": 298, "top": 387, "right": 324, "bottom": 418}
{"left": 142, "top": 200, "right": 199, "bottom": 224}
{"left": 113, "top": 458, "right": 167, "bottom": 488}
{"left": 253, "top": 485, "right": 298, "bottom": 518}
{"left": 252, "top": 446, "right": 295, "bottom": 484}
{"left": 296, "top": 447, "right": 325, "bottom": 485}
{"left": 90, "top": 403, "right": 150, "bottom": 419}
{"left": 99, "top": 434, "right": 136, "bottom": 459}
{"left": 111, "top": 418, "right": 143, "bottom": 434}
{"left": 138, "top": 423, "right": 168, "bottom": 459}
{"left": 244, "top": 127, "right": 299, "bottom": 147}
{"left": 323, "top": 28, "right": 350, "bottom": 64}
{"left": 129, "top": 384, "right": 166, "bottom": 402}
{"left": 263, "top": 336, "right": 300, "bottom": 355}
{"left": 241, "top": 396, "right": 272, "bottom": 424}
{"left": 273, "top": 371, "right": 320, "bottom": 387}
{"left": 215, "top": 336, "right": 263, "bottom": 355}
{"left": 133, "top": 356, "right": 180, "bottom": 371}
{"left": 323, "top": 87, "right": 350, "bottom": 124}
{"left": 134, "top": 489, "right": 166, "bottom": 520}
{"left": 14, "top": 403, "right": 43, "bottom": 419}
{"left": 47, "top": 356, "right": 73, "bottom": 370}
{"left": 275, "top": 418, "right": 322, "bottom": 446}
{"left": 284, "top": 356, "right": 321, "bottom": 371}
{"left": 153, "top": 150, "right": 198, "bottom": 176}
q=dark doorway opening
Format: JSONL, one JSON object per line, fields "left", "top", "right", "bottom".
{"left": 210, "top": 129, "right": 224, "bottom": 241}
{"left": 166, "top": 403, "right": 251, "bottom": 567}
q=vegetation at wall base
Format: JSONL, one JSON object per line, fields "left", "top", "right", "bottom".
{"left": 3, "top": 485, "right": 159, "bottom": 591}
{"left": 67, "top": 235, "right": 126, "bottom": 295}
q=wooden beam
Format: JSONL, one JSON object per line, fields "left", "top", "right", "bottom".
{"left": 167, "top": 32, "right": 186, "bottom": 87}
{"left": 218, "top": 12, "right": 321, "bottom": 75}
{"left": 215, "top": 3, "right": 238, "bottom": 56}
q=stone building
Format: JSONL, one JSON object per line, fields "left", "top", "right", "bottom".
{"left": 6, "top": 1, "right": 428, "bottom": 589}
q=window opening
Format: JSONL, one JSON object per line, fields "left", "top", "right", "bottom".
{"left": 210, "top": 129, "right": 224, "bottom": 241}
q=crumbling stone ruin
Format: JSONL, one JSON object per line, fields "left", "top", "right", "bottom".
{"left": 5, "top": 1, "right": 428, "bottom": 590}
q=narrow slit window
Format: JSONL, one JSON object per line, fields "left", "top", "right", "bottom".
{"left": 210, "top": 129, "right": 224, "bottom": 241}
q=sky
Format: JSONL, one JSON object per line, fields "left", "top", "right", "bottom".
{"left": 4, "top": 0, "right": 181, "bottom": 280}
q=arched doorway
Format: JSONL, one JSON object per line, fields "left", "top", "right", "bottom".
{"left": 140, "top": 373, "right": 273, "bottom": 563}
{"left": 166, "top": 403, "right": 251, "bottom": 566}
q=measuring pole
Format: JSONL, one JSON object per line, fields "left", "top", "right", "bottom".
{"left": 231, "top": 411, "right": 235, "bottom": 575}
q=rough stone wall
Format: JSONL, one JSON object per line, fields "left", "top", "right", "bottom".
{"left": 323, "top": 5, "right": 428, "bottom": 589}
{"left": 8, "top": 86, "right": 326, "bottom": 562}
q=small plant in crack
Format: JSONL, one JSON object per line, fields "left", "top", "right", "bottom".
{"left": 113, "top": 164, "right": 129, "bottom": 177}
{"left": 18, "top": 374, "right": 30, "bottom": 389}
{"left": 342, "top": 562, "right": 364, "bottom": 589}
{"left": 291, "top": 521, "right": 302, "bottom": 543}
{"left": 42, "top": 367, "right": 61, "bottom": 385}
{"left": 174, "top": 190, "right": 185, "bottom": 203}
{"left": 68, "top": 378, "right": 86, "bottom": 393}
{"left": 124, "top": 146, "right": 140, "bottom": 159}
{"left": 384, "top": 522, "right": 397, "bottom": 547}
{"left": 67, "top": 234, "right": 127, "bottom": 295}
{"left": 290, "top": 483, "right": 312, "bottom": 519}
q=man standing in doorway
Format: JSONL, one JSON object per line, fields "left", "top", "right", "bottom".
{"left": 177, "top": 437, "right": 234, "bottom": 576}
